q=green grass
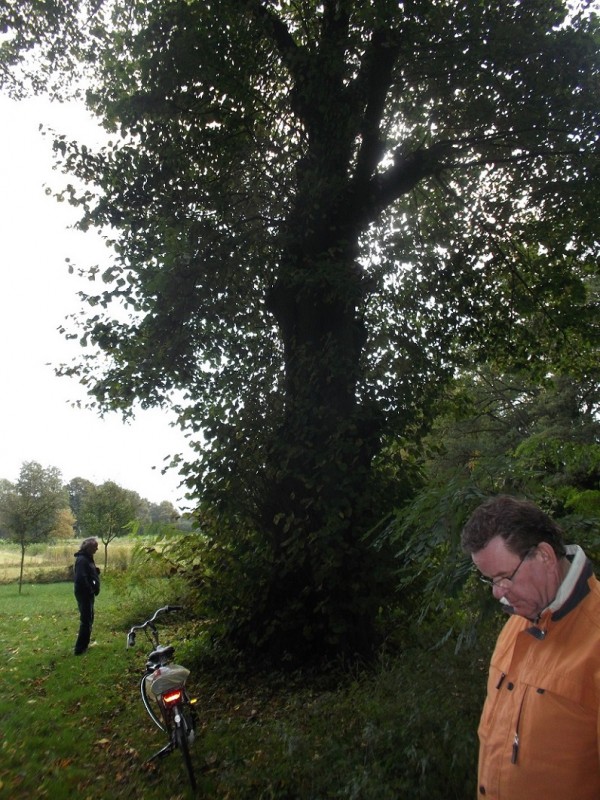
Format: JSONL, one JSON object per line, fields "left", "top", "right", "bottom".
{"left": 0, "top": 581, "right": 196, "bottom": 800}
{"left": 0, "top": 581, "right": 485, "bottom": 799}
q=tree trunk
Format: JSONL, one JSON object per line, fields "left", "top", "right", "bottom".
{"left": 254, "top": 232, "right": 384, "bottom": 659}
{"left": 19, "top": 542, "right": 25, "bottom": 595}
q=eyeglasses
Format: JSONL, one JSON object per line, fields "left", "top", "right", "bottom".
{"left": 479, "top": 548, "right": 534, "bottom": 589}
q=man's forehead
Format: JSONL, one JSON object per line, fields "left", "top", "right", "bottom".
{"left": 473, "top": 536, "right": 515, "bottom": 569}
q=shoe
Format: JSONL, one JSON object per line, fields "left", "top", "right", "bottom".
{"left": 74, "top": 648, "right": 87, "bottom": 655}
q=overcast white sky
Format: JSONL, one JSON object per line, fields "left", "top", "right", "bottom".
{"left": 0, "top": 95, "right": 193, "bottom": 510}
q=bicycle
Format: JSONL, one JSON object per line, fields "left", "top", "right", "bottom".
{"left": 126, "top": 605, "right": 198, "bottom": 793}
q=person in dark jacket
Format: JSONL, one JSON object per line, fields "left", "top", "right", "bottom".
{"left": 73, "top": 537, "right": 101, "bottom": 655}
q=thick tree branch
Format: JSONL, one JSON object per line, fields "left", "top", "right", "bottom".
{"left": 321, "top": 0, "right": 351, "bottom": 46}
{"left": 242, "top": 0, "right": 302, "bottom": 77}
{"left": 351, "top": 26, "right": 400, "bottom": 186}
{"left": 361, "top": 141, "right": 454, "bottom": 224}
{"left": 243, "top": 0, "right": 323, "bottom": 126}
{"left": 357, "top": 125, "right": 589, "bottom": 227}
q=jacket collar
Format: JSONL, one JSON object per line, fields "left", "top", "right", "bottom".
{"left": 546, "top": 544, "right": 593, "bottom": 621}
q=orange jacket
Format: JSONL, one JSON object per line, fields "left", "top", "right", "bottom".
{"left": 477, "top": 547, "right": 600, "bottom": 799}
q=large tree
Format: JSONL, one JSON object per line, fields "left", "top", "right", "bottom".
{"left": 2, "top": 1, "right": 599, "bottom": 658}
{"left": 0, "top": 462, "right": 66, "bottom": 593}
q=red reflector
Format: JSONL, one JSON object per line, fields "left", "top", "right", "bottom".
{"left": 162, "top": 688, "right": 183, "bottom": 706}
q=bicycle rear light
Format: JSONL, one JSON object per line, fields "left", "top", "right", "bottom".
{"left": 162, "top": 688, "right": 183, "bottom": 706}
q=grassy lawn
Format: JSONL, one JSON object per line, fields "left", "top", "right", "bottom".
{"left": 0, "top": 580, "right": 484, "bottom": 800}
{"left": 0, "top": 581, "right": 201, "bottom": 799}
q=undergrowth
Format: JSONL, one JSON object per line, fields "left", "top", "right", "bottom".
{"left": 0, "top": 580, "right": 488, "bottom": 799}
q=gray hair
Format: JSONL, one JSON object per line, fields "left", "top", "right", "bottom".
{"left": 80, "top": 537, "right": 98, "bottom": 554}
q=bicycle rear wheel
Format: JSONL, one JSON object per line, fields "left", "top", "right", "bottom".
{"left": 174, "top": 705, "right": 197, "bottom": 793}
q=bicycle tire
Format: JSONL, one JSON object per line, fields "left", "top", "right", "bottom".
{"left": 174, "top": 706, "right": 197, "bottom": 793}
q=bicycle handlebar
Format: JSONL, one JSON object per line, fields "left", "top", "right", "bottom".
{"left": 126, "top": 605, "right": 184, "bottom": 648}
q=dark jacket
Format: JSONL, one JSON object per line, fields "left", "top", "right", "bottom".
{"left": 73, "top": 550, "right": 101, "bottom": 597}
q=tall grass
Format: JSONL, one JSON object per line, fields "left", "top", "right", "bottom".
{"left": 0, "top": 579, "right": 485, "bottom": 799}
{"left": 0, "top": 539, "right": 135, "bottom": 583}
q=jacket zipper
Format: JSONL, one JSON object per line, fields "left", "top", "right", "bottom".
{"left": 511, "top": 688, "right": 527, "bottom": 764}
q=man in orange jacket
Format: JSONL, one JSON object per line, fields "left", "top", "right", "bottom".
{"left": 462, "top": 495, "right": 600, "bottom": 800}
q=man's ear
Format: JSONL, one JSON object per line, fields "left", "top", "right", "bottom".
{"left": 536, "top": 541, "right": 558, "bottom": 566}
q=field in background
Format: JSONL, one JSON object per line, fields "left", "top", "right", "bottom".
{"left": 0, "top": 538, "right": 136, "bottom": 583}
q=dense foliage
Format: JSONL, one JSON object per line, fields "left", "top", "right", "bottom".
{"left": 386, "top": 368, "right": 600, "bottom": 646}
{"left": 2, "top": 0, "right": 599, "bottom": 661}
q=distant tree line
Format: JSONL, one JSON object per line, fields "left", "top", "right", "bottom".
{"left": 0, "top": 461, "right": 189, "bottom": 590}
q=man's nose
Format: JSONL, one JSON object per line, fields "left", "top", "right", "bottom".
{"left": 492, "top": 582, "right": 507, "bottom": 601}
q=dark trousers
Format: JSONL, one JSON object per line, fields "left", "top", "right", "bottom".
{"left": 74, "top": 592, "right": 95, "bottom": 654}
